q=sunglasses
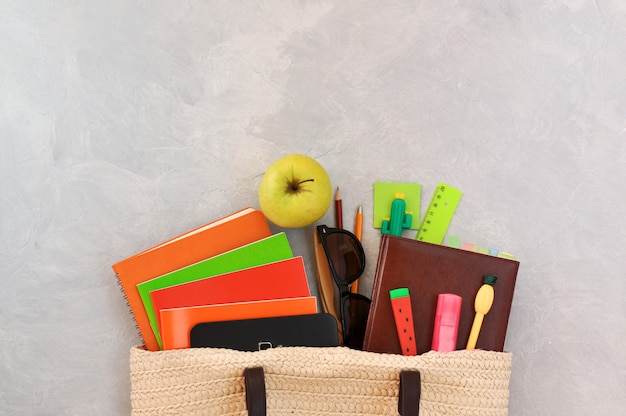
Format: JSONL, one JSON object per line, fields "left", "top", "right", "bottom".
{"left": 317, "top": 225, "right": 371, "bottom": 349}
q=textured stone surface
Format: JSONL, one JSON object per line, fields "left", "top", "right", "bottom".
{"left": 1, "top": 1, "right": 625, "bottom": 414}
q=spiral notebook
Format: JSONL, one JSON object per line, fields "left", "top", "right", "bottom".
{"left": 112, "top": 207, "right": 271, "bottom": 351}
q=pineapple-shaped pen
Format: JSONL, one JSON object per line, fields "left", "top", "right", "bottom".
{"left": 466, "top": 275, "right": 498, "bottom": 350}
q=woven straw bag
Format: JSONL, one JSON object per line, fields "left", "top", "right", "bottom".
{"left": 130, "top": 345, "right": 511, "bottom": 415}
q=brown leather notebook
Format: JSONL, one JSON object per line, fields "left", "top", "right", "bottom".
{"left": 363, "top": 235, "right": 519, "bottom": 354}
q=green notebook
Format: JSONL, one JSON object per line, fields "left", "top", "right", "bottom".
{"left": 138, "top": 232, "right": 294, "bottom": 348}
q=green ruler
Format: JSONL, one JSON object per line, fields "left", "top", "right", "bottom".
{"left": 416, "top": 183, "right": 462, "bottom": 244}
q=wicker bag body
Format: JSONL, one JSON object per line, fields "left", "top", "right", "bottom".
{"left": 130, "top": 346, "right": 511, "bottom": 416}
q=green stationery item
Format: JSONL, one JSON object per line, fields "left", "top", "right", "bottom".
{"left": 416, "top": 183, "right": 462, "bottom": 244}
{"left": 373, "top": 182, "right": 421, "bottom": 230}
{"left": 137, "top": 232, "right": 294, "bottom": 349}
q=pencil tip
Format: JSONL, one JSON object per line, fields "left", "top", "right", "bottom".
{"left": 335, "top": 187, "right": 341, "bottom": 199}
{"left": 357, "top": 205, "right": 362, "bottom": 213}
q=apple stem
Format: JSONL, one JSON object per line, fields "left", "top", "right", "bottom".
{"left": 288, "top": 178, "right": 314, "bottom": 193}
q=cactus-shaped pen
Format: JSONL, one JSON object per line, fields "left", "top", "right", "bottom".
{"left": 466, "top": 275, "right": 497, "bottom": 350}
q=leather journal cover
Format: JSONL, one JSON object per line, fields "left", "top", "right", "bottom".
{"left": 363, "top": 235, "right": 519, "bottom": 354}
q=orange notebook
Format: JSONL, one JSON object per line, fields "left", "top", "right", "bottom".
{"left": 150, "top": 257, "right": 311, "bottom": 335}
{"left": 112, "top": 207, "right": 271, "bottom": 351}
{"left": 160, "top": 296, "right": 318, "bottom": 350}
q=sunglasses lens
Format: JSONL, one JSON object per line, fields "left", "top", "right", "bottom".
{"left": 325, "top": 232, "right": 364, "bottom": 283}
{"left": 341, "top": 294, "right": 371, "bottom": 350}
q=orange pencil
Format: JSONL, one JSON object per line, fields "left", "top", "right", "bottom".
{"left": 354, "top": 205, "right": 363, "bottom": 241}
{"left": 334, "top": 187, "right": 343, "bottom": 229}
{"left": 351, "top": 205, "right": 363, "bottom": 294}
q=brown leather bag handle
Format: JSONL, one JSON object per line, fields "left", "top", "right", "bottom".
{"left": 398, "top": 370, "right": 421, "bottom": 416}
{"left": 244, "top": 367, "right": 266, "bottom": 416}
{"left": 243, "top": 367, "right": 421, "bottom": 416}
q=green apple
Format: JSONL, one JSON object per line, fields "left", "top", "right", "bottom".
{"left": 258, "top": 154, "right": 332, "bottom": 228}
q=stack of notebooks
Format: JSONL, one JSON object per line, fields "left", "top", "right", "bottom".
{"left": 112, "top": 207, "right": 317, "bottom": 351}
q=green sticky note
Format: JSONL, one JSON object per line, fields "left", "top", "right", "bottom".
{"left": 446, "top": 235, "right": 461, "bottom": 248}
{"left": 373, "top": 182, "right": 421, "bottom": 229}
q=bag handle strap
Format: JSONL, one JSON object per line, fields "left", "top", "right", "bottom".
{"left": 244, "top": 367, "right": 266, "bottom": 416}
{"left": 243, "top": 367, "right": 421, "bottom": 416}
{"left": 398, "top": 370, "right": 421, "bottom": 416}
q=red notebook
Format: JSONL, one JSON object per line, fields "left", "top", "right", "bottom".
{"left": 112, "top": 207, "right": 271, "bottom": 351}
{"left": 150, "top": 256, "right": 311, "bottom": 336}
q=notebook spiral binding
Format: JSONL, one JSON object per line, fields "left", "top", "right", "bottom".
{"left": 115, "top": 274, "right": 144, "bottom": 343}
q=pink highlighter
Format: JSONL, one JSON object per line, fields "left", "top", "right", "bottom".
{"left": 431, "top": 294, "right": 462, "bottom": 352}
